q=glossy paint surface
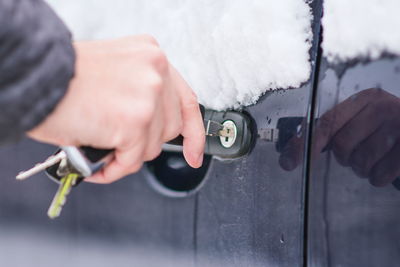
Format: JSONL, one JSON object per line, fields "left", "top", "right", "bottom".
{"left": 0, "top": 77, "right": 316, "bottom": 267}
{"left": 0, "top": 4, "right": 323, "bottom": 266}
{"left": 306, "top": 58, "right": 400, "bottom": 267}
{"left": 11, "top": 1, "right": 400, "bottom": 266}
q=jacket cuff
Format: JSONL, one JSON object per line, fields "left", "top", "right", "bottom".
{"left": 0, "top": 0, "right": 75, "bottom": 143}
{"left": 21, "top": 39, "right": 75, "bottom": 134}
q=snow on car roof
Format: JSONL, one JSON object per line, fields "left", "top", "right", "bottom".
{"left": 47, "top": 0, "right": 313, "bottom": 110}
{"left": 322, "top": 0, "right": 400, "bottom": 63}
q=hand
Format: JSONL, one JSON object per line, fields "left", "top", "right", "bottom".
{"left": 27, "top": 35, "right": 205, "bottom": 184}
{"left": 280, "top": 88, "right": 400, "bottom": 187}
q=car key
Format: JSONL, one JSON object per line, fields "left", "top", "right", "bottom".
{"left": 161, "top": 109, "right": 255, "bottom": 159}
{"left": 17, "top": 104, "right": 253, "bottom": 220}
{"left": 46, "top": 104, "right": 239, "bottom": 182}
{"left": 46, "top": 116, "right": 235, "bottom": 182}
{"left": 16, "top": 150, "right": 67, "bottom": 180}
{"left": 47, "top": 172, "right": 80, "bottom": 219}
{"left": 18, "top": 104, "right": 229, "bottom": 180}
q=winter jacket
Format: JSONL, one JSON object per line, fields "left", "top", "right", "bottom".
{"left": 0, "top": 0, "right": 75, "bottom": 144}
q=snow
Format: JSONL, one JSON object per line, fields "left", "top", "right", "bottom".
{"left": 47, "top": 0, "right": 313, "bottom": 110}
{"left": 322, "top": 0, "right": 400, "bottom": 63}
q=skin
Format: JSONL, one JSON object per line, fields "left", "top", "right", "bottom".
{"left": 27, "top": 35, "right": 205, "bottom": 184}
{"left": 279, "top": 88, "right": 400, "bottom": 187}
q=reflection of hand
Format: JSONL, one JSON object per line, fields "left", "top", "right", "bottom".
{"left": 28, "top": 36, "right": 205, "bottom": 184}
{"left": 280, "top": 88, "right": 400, "bottom": 187}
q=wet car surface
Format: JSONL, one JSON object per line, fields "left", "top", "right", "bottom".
{"left": 0, "top": 1, "right": 399, "bottom": 266}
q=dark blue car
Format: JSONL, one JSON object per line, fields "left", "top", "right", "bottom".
{"left": 0, "top": 1, "right": 399, "bottom": 266}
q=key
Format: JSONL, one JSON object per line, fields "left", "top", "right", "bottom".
{"left": 16, "top": 151, "right": 66, "bottom": 180}
{"left": 47, "top": 172, "right": 79, "bottom": 219}
{"left": 205, "top": 120, "right": 234, "bottom": 137}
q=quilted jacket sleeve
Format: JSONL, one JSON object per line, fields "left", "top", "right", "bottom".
{"left": 0, "top": 0, "right": 75, "bottom": 144}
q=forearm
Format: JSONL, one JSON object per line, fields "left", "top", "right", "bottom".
{"left": 0, "top": 0, "right": 75, "bottom": 144}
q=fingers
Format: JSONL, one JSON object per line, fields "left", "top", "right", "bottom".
{"left": 161, "top": 67, "right": 183, "bottom": 142}
{"left": 143, "top": 99, "right": 164, "bottom": 161}
{"left": 170, "top": 67, "right": 205, "bottom": 168}
{"left": 80, "top": 35, "right": 203, "bottom": 185}
{"left": 86, "top": 102, "right": 165, "bottom": 184}
{"left": 85, "top": 142, "right": 146, "bottom": 184}
{"left": 86, "top": 120, "right": 163, "bottom": 184}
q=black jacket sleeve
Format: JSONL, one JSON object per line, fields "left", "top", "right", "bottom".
{"left": 0, "top": 0, "right": 75, "bottom": 144}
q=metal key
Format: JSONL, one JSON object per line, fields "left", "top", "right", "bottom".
{"left": 16, "top": 151, "right": 66, "bottom": 180}
{"left": 47, "top": 172, "right": 79, "bottom": 219}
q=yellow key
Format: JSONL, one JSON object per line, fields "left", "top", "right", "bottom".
{"left": 47, "top": 173, "right": 79, "bottom": 219}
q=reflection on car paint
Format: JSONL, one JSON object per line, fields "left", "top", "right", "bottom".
{"left": 280, "top": 87, "right": 400, "bottom": 188}
{"left": 307, "top": 58, "right": 400, "bottom": 267}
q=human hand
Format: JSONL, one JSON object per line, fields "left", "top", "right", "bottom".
{"left": 27, "top": 35, "right": 205, "bottom": 184}
{"left": 280, "top": 88, "right": 400, "bottom": 187}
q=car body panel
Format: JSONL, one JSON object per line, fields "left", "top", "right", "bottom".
{"left": 4, "top": 1, "right": 400, "bottom": 266}
{"left": 307, "top": 57, "right": 400, "bottom": 267}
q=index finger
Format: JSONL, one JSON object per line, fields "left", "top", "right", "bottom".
{"left": 170, "top": 66, "right": 205, "bottom": 168}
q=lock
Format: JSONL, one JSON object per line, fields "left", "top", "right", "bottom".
{"left": 202, "top": 109, "right": 254, "bottom": 159}
{"left": 219, "top": 120, "right": 237, "bottom": 148}
{"left": 161, "top": 110, "right": 254, "bottom": 159}
{"left": 162, "top": 110, "right": 254, "bottom": 159}
{"left": 147, "top": 109, "right": 254, "bottom": 197}
{"left": 163, "top": 108, "right": 255, "bottom": 159}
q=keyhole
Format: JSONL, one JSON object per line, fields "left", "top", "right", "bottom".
{"left": 225, "top": 129, "right": 230, "bottom": 142}
{"left": 220, "top": 120, "right": 237, "bottom": 148}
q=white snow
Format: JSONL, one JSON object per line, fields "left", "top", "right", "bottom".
{"left": 322, "top": 0, "right": 400, "bottom": 63}
{"left": 47, "top": 0, "right": 313, "bottom": 110}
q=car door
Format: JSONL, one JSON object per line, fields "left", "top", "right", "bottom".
{"left": 0, "top": 1, "right": 325, "bottom": 267}
{"left": 306, "top": 42, "right": 400, "bottom": 267}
